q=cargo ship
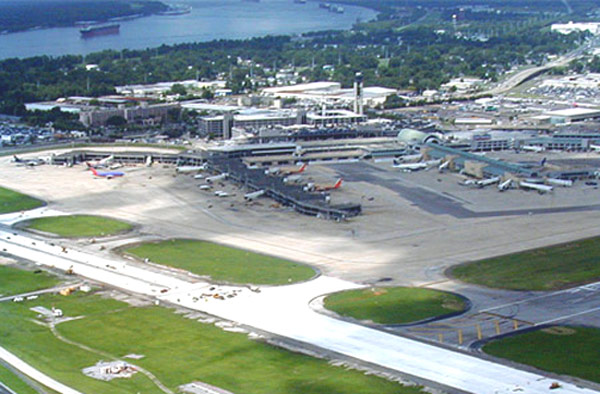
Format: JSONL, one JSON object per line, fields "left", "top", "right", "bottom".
{"left": 80, "top": 24, "right": 120, "bottom": 38}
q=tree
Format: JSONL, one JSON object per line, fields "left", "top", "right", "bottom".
{"left": 169, "top": 83, "right": 187, "bottom": 96}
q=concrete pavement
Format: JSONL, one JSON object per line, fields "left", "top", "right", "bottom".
{"left": 0, "top": 222, "right": 597, "bottom": 394}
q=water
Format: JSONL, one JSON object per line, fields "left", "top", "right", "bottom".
{"left": 0, "top": 0, "right": 377, "bottom": 59}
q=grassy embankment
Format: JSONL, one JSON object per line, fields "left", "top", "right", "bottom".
{"left": 0, "top": 278, "right": 425, "bottom": 394}
{"left": 124, "top": 239, "right": 316, "bottom": 285}
{"left": 0, "top": 265, "right": 60, "bottom": 297}
{"left": 324, "top": 287, "right": 466, "bottom": 325}
{"left": 0, "top": 186, "right": 43, "bottom": 214}
{"left": 484, "top": 326, "right": 600, "bottom": 384}
{"left": 24, "top": 215, "right": 132, "bottom": 238}
{"left": 451, "top": 237, "right": 600, "bottom": 291}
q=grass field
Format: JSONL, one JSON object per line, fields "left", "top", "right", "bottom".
{"left": 484, "top": 326, "right": 600, "bottom": 384}
{"left": 323, "top": 287, "right": 466, "bottom": 325}
{"left": 450, "top": 237, "right": 600, "bottom": 291}
{"left": 0, "top": 186, "right": 43, "bottom": 214}
{"left": 24, "top": 215, "right": 133, "bottom": 238}
{"left": 0, "top": 265, "right": 60, "bottom": 297}
{"left": 0, "top": 290, "right": 425, "bottom": 394}
{"left": 124, "top": 239, "right": 316, "bottom": 285}
{"left": 0, "top": 363, "right": 40, "bottom": 394}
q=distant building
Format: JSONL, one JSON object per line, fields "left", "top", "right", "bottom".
{"left": 551, "top": 22, "right": 600, "bottom": 35}
{"left": 261, "top": 81, "right": 396, "bottom": 108}
{"left": 543, "top": 107, "right": 600, "bottom": 124}
{"left": 198, "top": 108, "right": 366, "bottom": 138}
{"left": 79, "top": 103, "right": 179, "bottom": 127}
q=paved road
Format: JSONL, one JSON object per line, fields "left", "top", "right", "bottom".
{"left": 0, "top": 347, "right": 82, "bottom": 394}
{"left": 0, "top": 382, "right": 17, "bottom": 394}
{"left": 0, "top": 221, "right": 597, "bottom": 394}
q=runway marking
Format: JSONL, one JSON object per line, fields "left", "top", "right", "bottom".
{"left": 536, "top": 305, "right": 600, "bottom": 326}
{"left": 479, "top": 281, "right": 600, "bottom": 313}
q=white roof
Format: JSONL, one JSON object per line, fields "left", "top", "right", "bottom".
{"left": 545, "top": 107, "right": 600, "bottom": 117}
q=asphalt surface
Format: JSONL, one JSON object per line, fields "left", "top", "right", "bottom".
{"left": 0, "top": 211, "right": 597, "bottom": 394}
{"left": 331, "top": 163, "right": 600, "bottom": 218}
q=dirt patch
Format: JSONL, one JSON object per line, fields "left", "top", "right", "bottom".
{"left": 541, "top": 326, "right": 577, "bottom": 336}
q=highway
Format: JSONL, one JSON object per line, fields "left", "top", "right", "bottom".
{"left": 0, "top": 224, "right": 597, "bottom": 394}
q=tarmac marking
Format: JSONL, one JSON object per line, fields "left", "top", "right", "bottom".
{"left": 479, "top": 281, "right": 600, "bottom": 313}
{"left": 536, "top": 305, "right": 600, "bottom": 326}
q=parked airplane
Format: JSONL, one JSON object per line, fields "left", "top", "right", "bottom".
{"left": 476, "top": 176, "right": 501, "bottom": 188}
{"left": 176, "top": 164, "right": 207, "bottom": 173}
{"left": 519, "top": 181, "right": 553, "bottom": 194}
{"left": 521, "top": 145, "right": 545, "bottom": 153}
{"left": 283, "top": 174, "right": 303, "bottom": 184}
{"left": 590, "top": 144, "right": 600, "bottom": 152}
{"left": 393, "top": 159, "right": 441, "bottom": 172}
{"left": 13, "top": 155, "right": 45, "bottom": 167}
{"left": 205, "top": 173, "right": 228, "bottom": 183}
{"left": 546, "top": 178, "right": 573, "bottom": 187}
{"left": 145, "top": 156, "right": 153, "bottom": 167}
{"left": 87, "top": 155, "right": 114, "bottom": 168}
{"left": 438, "top": 160, "right": 450, "bottom": 172}
{"left": 392, "top": 154, "right": 423, "bottom": 165}
{"left": 265, "top": 163, "right": 307, "bottom": 176}
{"left": 304, "top": 178, "right": 343, "bottom": 192}
{"left": 87, "top": 164, "right": 124, "bottom": 179}
{"left": 498, "top": 179, "right": 512, "bottom": 192}
{"left": 244, "top": 190, "right": 265, "bottom": 201}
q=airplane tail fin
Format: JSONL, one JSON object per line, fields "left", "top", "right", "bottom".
{"left": 298, "top": 163, "right": 307, "bottom": 173}
{"left": 13, "top": 155, "right": 20, "bottom": 162}
{"left": 87, "top": 164, "right": 98, "bottom": 176}
{"left": 333, "top": 178, "right": 343, "bottom": 189}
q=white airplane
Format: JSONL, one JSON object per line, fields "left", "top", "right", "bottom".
{"left": 265, "top": 163, "right": 307, "bottom": 176}
{"left": 393, "top": 159, "right": 441, "bottom": 172}
{"left": 87, "top": 155, "right": 114, "bottom": 168}
{"left": 13, "top": 155, "right": 45, "bottom": 167}
{"left": 393, "top": 154, "right": 423, "bottom": 165}
{"left": 498, "top": 179, "right": 512, "bottom": 191}
{"left": 205, "top": 173, "right": 228, "bottom": 183}
{"left": 214, "top": 190, "right": 230, "bottom": 197}
{"left": 476, "top": 176, "right": 501, "bottom": 188}
{"left": 145, "top": 156, "right": 153, "bottom": 167}
{"left": 283, "top": 174, "right": 303, "bottom": 184}
{"left": 176, "top": 164, "right": 207, "bottom": 173}
{"left": 546, "top": 178, "right": 573, "bottom": 187}
{"left": 521, "top": 145, "right": 545, "bottom": 153}
{"left": 520, "top": 181, "right": 553, "bottom": 194}
{"left": 438, "top": 160, "right": 450, "bottom": 172}
{"left": 244, "top": 190, "right": 265, "bottom": 201}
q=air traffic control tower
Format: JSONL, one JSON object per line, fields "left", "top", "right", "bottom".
{"left": 353, "top": 72, "right": 364, "bottom": 115}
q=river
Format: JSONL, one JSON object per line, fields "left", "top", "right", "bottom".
{"left": 0, "top": 0, "right": 377, "bottom": 59}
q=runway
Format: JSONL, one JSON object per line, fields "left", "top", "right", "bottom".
{"left": 0, "top": 219, "right": 597, "bottom": 394}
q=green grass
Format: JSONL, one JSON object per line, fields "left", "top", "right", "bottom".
{"left": 124, "top": 239, "right": 316, "bottom": 285}
{"left": 484, "top": 326, "right": 600, "bottom": 384}
{"left": 0, "top": 186, "right": 43, "bottom": 214}
{"left": 0, "top": 363, "right": 39, "bottom": 394}
{"left": 450, "top": 237, "right": 600, "bottom": 291}
{"left": 323, "top": 287, "right": 466, "bottom": 325}
{"left": 0, "top": 291, "right": 425, "bottom": 394}
{"left": 24, "top": 215, "right": 133, "bottom": 238}
{"left": 0, "top": 265, "right": 60, "bottom": 297}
